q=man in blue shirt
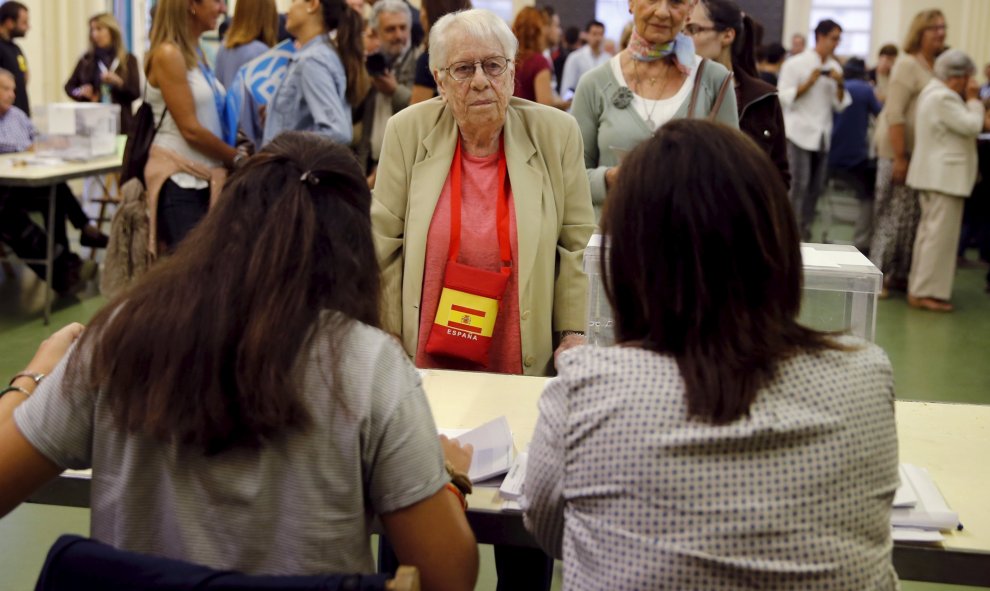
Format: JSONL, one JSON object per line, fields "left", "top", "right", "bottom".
{"left": 829, "top": 57, "right": 882, "bottom": 253}
{"left": 0, "top": 69, "right": 105, "bottom": 294}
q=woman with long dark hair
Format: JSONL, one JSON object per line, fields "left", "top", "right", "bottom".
{"left": 687, "top": 0, "right": 789, "bottom": 186}
{"left": 65, "top": 13, "right": 141, "bottom": 133}
{"left": 523, "top": 120, "right": 899, "bottom": 589}
{"left": 262, "top": 0, "right": 367, "bottom": 144}
{"left": 0, "top": 133, "right": 478, "bottom": 591}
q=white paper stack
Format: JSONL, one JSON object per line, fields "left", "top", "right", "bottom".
{"left": 440, "top": 416, "right": 515, "bottom": 483}
{"left": 891, "top": 463, "right": 959, "bottom": 543}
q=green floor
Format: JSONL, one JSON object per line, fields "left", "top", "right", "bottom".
{"left": 0, "top": 216, "right": 987, "bottom": 590}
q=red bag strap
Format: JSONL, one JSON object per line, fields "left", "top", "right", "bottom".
{"left": 449, "top": 136, "right": 512, "bottom": 274}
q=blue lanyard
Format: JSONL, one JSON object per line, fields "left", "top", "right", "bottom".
{"left": 197, "top": 49, "right": 234, "bottom": 146}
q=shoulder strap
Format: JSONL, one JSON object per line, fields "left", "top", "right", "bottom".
{"left": 142, "top": 79, "right": 169, "bottom": 133}
{"left": 686, "top": 58, "right": 707, "bottom": 119}
{"left": 708, "top": 71, "right": 734, "bottom": 122}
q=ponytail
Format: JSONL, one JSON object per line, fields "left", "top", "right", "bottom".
{"left": 733, "top": 14, "right": 758, "bottom": 79}
{"left": 701, "top": 0, "right": 759, "bottom": 79}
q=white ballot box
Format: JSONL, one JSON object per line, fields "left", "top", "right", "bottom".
{"left": 583, "top": 238, "right": 882, "bottom": 345}
{"left": 34, "top": 103, "right": 120, "bottom": 161}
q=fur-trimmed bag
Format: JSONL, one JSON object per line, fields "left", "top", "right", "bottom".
{"left": 100, "top": 178, "right": 150, "bottom": 298}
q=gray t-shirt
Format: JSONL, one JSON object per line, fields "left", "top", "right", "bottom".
{"left": 15, "top": 315, "right": 448, "bottom": 575}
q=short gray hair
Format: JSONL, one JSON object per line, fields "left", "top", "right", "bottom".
{"left": 428, "top": 9, "right": 518, "bottom": 78}
{"left": 934, "top": 49, "right": 975, "bottom": 81}
{"left": 370, "top": 0, "right": 411, "bottom": 31}
{"left": 0, "top": 68, "right": 13, "bottom": 82}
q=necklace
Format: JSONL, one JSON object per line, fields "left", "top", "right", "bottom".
{"left": 634, "top": 59, "right": 671, "bottom": 129}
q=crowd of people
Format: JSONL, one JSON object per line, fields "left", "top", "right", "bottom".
{"left": 0, "top": 0, "right": 989, "bottom": 590}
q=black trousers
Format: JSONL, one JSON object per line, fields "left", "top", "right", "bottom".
{"left": 157, "top": 179, "right": 210, "bottom": 252}
{"left": 0, "top": 187, "right": 81, "bottom": 292}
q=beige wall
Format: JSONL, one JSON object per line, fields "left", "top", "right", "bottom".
{"left": 14, "top": 0, "right": 110, "bottom": 108}
{"left": 785, "top": 0, "right": 990, "bottom": 67}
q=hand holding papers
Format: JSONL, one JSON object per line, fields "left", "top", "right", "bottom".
{"left": 440, "top": 416, "right": 515, "bottom": 483}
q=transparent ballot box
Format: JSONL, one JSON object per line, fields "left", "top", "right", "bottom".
{"left": 798, "top": 243, "right": 882, "bottom": 341}
{"left": 34, "top": 103, "right": 120, "bottom": 161}
{"left": 583, "top": 237, "right": 882, "bottom": 346}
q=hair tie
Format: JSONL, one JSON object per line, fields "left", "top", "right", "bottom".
{"left": 300, "top": 171, "right": 320, "bottom": 186}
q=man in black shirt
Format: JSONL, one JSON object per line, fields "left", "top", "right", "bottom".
{"left": 0, "top": 1, "right": 29, "bottom": 116}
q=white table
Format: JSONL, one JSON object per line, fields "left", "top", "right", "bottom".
{"left": 0, "top": 152, "right": 122, "bottom": 323}
{"left": 29, "top": 370, "right": 990, "bottom": 586}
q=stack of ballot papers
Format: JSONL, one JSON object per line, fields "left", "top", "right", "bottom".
{"left": 892, "top": 463, "right": 959, "bottom": 542}
{"left": 440, "top": 416, "right": 515, "bottom": 483}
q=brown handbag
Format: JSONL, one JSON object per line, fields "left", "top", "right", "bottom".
{"left": 686, "top": 58, "right": 734, "bottom": 121}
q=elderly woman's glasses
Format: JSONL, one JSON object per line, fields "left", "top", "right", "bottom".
{"left": 442, "top": 56, "right": 510, "bottom": 82}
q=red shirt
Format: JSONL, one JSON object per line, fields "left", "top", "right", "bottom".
{"left": 513, "top": 53, "right": 552, "bottom": 102}
{"left": 416, "top": 150, "right": 522, "bottom": 374}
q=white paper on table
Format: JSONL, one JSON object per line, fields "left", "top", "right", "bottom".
{"left": 893, "top": 464, "right": 918, "bottom": 508}
{"left": 891, "top": 463, "right": 959, "bottom": 530}
{"left": 891, "top": 527, "right": 944, "bottom": 543}
{"left": 498, "top": 452, "right": 528, "bottom": 501}
{"left": 443, "top": 416, "right": 514, "bottom": 483}
{"left": 47, "top": 106, "right": 76, "bottom": 135}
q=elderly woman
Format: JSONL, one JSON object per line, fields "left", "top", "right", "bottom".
{"left": 906, "top": 50, "right": 989, "bottom": 312}
{"left": 372, "top": 9, "right": 594, "bottom": 589}
{"left": 372, "top": 8, "right": 594, "bottom": 378}
{"left": 870, "top": 9, "right": 946, "bottom": 296}
{"left": 572, "top": 0, "right": 739, "bottom": 218}
{"left": 523, "top": 120, "right": 900, "bottom": 590}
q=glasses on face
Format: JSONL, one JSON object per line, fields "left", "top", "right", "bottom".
{"left": 442, "top": 56, "right": 510, "bottom": 82}
{"left": 683, "top": 24, "right": 719, "bottom": 36}
{"left": 925, "top": 24, "right": 947, "bottom": 33}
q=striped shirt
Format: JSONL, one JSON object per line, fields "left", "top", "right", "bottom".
{"left": 15, "top": 313, "right": 449, "bottom": 575}
{"left": 523, "top": 338, "right": 899, "bottom": 590}
{"left": 0, "top": 105, "right": 35, "bottom": 153}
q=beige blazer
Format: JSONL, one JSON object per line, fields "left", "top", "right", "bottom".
{"left": 372, "top": 97, "right": 596, "bottom": 376}
{"left": 907, "top": 79, "right": 986, "bottom": 198}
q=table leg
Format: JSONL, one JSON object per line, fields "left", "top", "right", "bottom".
{"left": 43, "top": 184, "right": 55, "bottom": 325}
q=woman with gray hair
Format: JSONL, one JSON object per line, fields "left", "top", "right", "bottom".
{"left": 372, "top": 8, "right": 595, "bottom": 588}
{"left": 905, "top": 49, "right": 989, "bottom": 311}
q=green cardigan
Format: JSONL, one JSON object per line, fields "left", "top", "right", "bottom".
{"left": 571, "top": 56, "right": 740, "bottom": 216}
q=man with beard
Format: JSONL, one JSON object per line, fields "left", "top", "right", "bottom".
{"left": 357, "top": 0, "right": 421, "bottom": 184}
{"left": 0, "top": 1, "right": 29, "bottom": 115}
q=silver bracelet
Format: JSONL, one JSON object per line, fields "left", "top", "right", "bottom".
{"left": 9, "top": 371, "right": 45, "bottom": 386}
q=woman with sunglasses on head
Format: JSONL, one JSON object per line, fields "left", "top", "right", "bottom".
{"left": 143, "top": 0, "right": 238, "bottom": 254}
{"left": 687, "top": 0, "right": 789, "bottom": 187}
{"left": 372, "top": 9, "right": 594, "bottom": 589}
{"left": 0, "top": 132, "right": 478, "bottom": 591}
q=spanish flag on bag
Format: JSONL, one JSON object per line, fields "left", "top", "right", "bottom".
{"left": 425, "top": 138, "right": 511, "bottom": 368}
